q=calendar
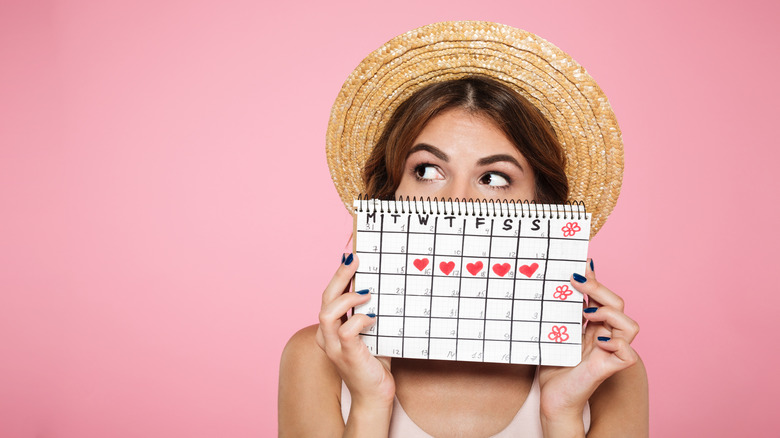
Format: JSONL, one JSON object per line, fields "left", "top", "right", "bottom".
{"left": 352, "top": 198, "right": 591, "bottom": 366}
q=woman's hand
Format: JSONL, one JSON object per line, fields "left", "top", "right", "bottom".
{"left": 538, "top": 258, "right": 640, "bottom": 435}
{"left": 315, "top": 253, "right": 396, "bottom": 411}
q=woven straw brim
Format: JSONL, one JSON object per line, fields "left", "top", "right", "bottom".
{"left": 326, "top": 21, "right": 623, "bottom": 238}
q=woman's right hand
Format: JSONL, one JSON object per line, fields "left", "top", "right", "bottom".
{"left": 315, "top": 253, "right": 396, "bottom": 409}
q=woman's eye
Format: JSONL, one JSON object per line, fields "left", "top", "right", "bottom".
{"left": 414, "top": 164, "right": 444, "bottom": 180}
{"left": 479, "top": 172, "right": 510, "bottom": 187}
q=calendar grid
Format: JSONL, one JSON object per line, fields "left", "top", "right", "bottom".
{"left": 353, "top": 199, "right": 590, "bottom": 366}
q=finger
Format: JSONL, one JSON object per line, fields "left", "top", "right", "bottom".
{"left": 582, "top": 319, "right": 612, "bottom": 350}
{"left": 319, "top": 290, "right": 370, "bottom": 349}
{"left": 583, "top": 306, "right": 639, "bottom": 343}
{"left": 339, "top": 313, "right": 378, "bottom": 359}
{"left": 570, "top": 272, "right": 624, "bottom": 311}
{"left": 593, "top": 337, "right": 639, "bottom": 369}
{"left": 322, "top": 253, "right": 360, "bottom": 305}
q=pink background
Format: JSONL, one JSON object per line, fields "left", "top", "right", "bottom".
{"left": 1, "top": 0, "right": 777, "bottom": 436}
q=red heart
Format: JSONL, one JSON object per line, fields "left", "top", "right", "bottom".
{"left": 518, "top": 263, "right": 539, "bottom": 278}
{"left": 413, "top": 258, "right": 429, "bottom": 271}
{"left": 466, "top": 261, "right": 483, "bottom": 276}
{"left": 440, "top": 261, "right": 455, "bottom": 275}
{"left": 492, "top": 263, "right": 511, "bottom": 277}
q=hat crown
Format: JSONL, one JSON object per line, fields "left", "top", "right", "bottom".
{"left": 326, "top": 21, "right": 623, "bottom": 238}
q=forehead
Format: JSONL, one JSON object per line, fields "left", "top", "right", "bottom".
{"left": 413, "top": 108, "right": 527, "bottom": 161}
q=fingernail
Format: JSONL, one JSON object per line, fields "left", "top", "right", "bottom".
{"left": 341, "top": 253, "right": 346, "bottom": 264}
{"left": 356, "top": 289, "right": 369, "bottom": 295}
{"left": 573, "top": 273, "right": 586, "bottom": 283}
{"left": 366, "top": 313, "right": 376, "bottom": 318}
{"left": 590, "top": 259, "right": 594, "bottom": 272}
{"left": 583, "top": 307, "right": 598, "bottom": 313}
{"left": 345, "top": 253, "right": 354, "bottom": 265}
{"left": 597, "top": 336, "right": 611, "bottom": 342}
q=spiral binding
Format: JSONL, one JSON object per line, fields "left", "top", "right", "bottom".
{"left": 354, "top": 194, "right": 587, "bottom": 220}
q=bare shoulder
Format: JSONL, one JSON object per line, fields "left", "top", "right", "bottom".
{"left": 588, "top": 353, "right": 649, "bottom": 437}
{"left": 279, "top": 324, "right": 344, "bottom": 437}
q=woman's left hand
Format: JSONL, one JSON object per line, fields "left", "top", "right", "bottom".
{"left": 538, "top": 258, "right": 640, "bottom": 432}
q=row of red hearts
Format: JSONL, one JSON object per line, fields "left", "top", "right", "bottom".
{"left": 412, "top": 259, "right": 539, "bottom": 277}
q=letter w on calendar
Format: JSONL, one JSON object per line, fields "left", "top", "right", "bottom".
{"left": 351, "top": 199, "right": 591, "bottom": 366}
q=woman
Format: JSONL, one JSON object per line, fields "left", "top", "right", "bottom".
{"left": 279, "top": 22, "right": 648, "bottom": 437}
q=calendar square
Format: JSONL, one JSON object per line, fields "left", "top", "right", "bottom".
{"left": 513, "top": 300, "right": 542, "bottom": 322}
{"left": 429, "top": 338, "right": 457, "bottom": 360}
{"left": 377, "top": 316, "right": 403, "bottom": 337}
{"left": 490, "top": 237, "right": 518, "bottom": 258}
{"left": 404, "top": 337, "right": 430, "bottom": 359}
{"left": 404, "top": 317, "right": 429, "bottom": 337}
{"left": 430, "top": 318, "right": 458, "bottom": 338}
{"left": 407, "top": 233, "right": 435, "bottom": 255}
{"left": 355, "top": 232, "right": 381, "bottom": 253}
{"left": 382, "top": 234, "right": 408, "bottom": 253}
{"left": 457, "top": 318, "right": 484, "bottom": 339}
{"left": 460, "top": 277, "right": 488, "bottom": 298}
{"left": 514, "top": 280, "right": 543, "bottom": 300}
{"left": 484, "top": 320, "right": 511, "bottom": 341}
{"left": 431, "top": 296, "right": 459, "bottom": 318}
{"left": 435, "top": 234, "right": 464, "bottom": 256}
{"left": 510, "top": 341, "right": 540, "bottom": 365}
{"left": 405, "top": 295, "right": 430, "bottom": 317}
{"left": 458, "top": 297, "right": 487, "bottom": 319}
{"left": 405, "top": 275, "right": 431, "bottom": 295}
{"left": 484, "top": 340, "right": 511, "bottom": 363}
{"left": 486, "top": 299, "right": 512, "bottom": 320}
{"left": 512, "top": 321, "right": 542, "bottom": 342}
{"left": 432, "top": 273, "right": 461, "bottom": 296}
{"left": 379, "top": 275, "right": 406, "bottom": 296}
{"left": 379, "top": 294, "right": 405, "bottom": 317}
{"left": 377, "top": 336, "right": 403, "bottom": 357}
{"left": 486, "top": 279, "right": 513, "bottom": 299}
{"left": 380, "top": 253, "right": 407, "bottom": 275}
{"left": 360, "top": 334, "right": 377, "bottom": 355}
{"left": 457, "top": 339, "right": 485, "bottom": 362}
{"left": 462, "top": 235, "right": 490, "bottom": 256}
{"left": 516, "top": 238, "right": 548, "bottom": 259}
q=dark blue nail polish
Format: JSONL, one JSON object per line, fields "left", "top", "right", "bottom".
{"left": 341, "top": 253, "right": 346, "bottom": 264}
{"left": 597, "top": 336, "right": 611, "bottom": 342}
{"left": 590, "top": 259, "right": 594, "bottom": 272}
{"left": 345, "top": 253, "right": 354, "bottom": 265}
{"left": 584, "top": 307, "right": 598, "bottom": 313}
{"left": 366, "top": 313, "right": 376, "bottom": 318}
{"left": 356, "top": 289, "right": 369, "bottom": 295}
{"left": 573, "top": 273, "right": 586, "bottom": 283}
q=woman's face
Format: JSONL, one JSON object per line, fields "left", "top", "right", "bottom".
{"left": 395, "top": 108, "right": 536, "bottom": 202}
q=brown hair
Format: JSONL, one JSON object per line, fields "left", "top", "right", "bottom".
{"left": 362, "top": 76, "right": 568, "bottom": 203}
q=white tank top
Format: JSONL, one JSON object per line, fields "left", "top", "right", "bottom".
{"left": 339, "top": 367, "right": 590, "bottom": 437}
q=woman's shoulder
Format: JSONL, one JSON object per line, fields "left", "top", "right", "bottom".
{"left": 279, "top": 324, "right": 345, "bottom": 436}
{"left": 280, "top": 324, "right": 342, "bottom": 389}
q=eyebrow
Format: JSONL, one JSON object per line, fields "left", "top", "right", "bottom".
{"left": 476, "top": 154, "right": 524, "bottom": 171}
{"left": 408, "top": 143, "right": 449, "bottom": 162}
{"left": 409, "top": 143, "right": 524, "bottom": 171}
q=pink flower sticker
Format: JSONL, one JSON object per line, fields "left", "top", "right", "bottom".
{"left": 553, "top": 285, "right": 573, "bottom": 301}
{"left": 561, "top": 222, "right": 581, "bottom": 237}
{"left": 548, "top": 325, "right": 569, "bottom": 343}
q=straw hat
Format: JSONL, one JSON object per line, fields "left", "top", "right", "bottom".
{"left": 326, "top": 21, "right": 623, "bottom": 237}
